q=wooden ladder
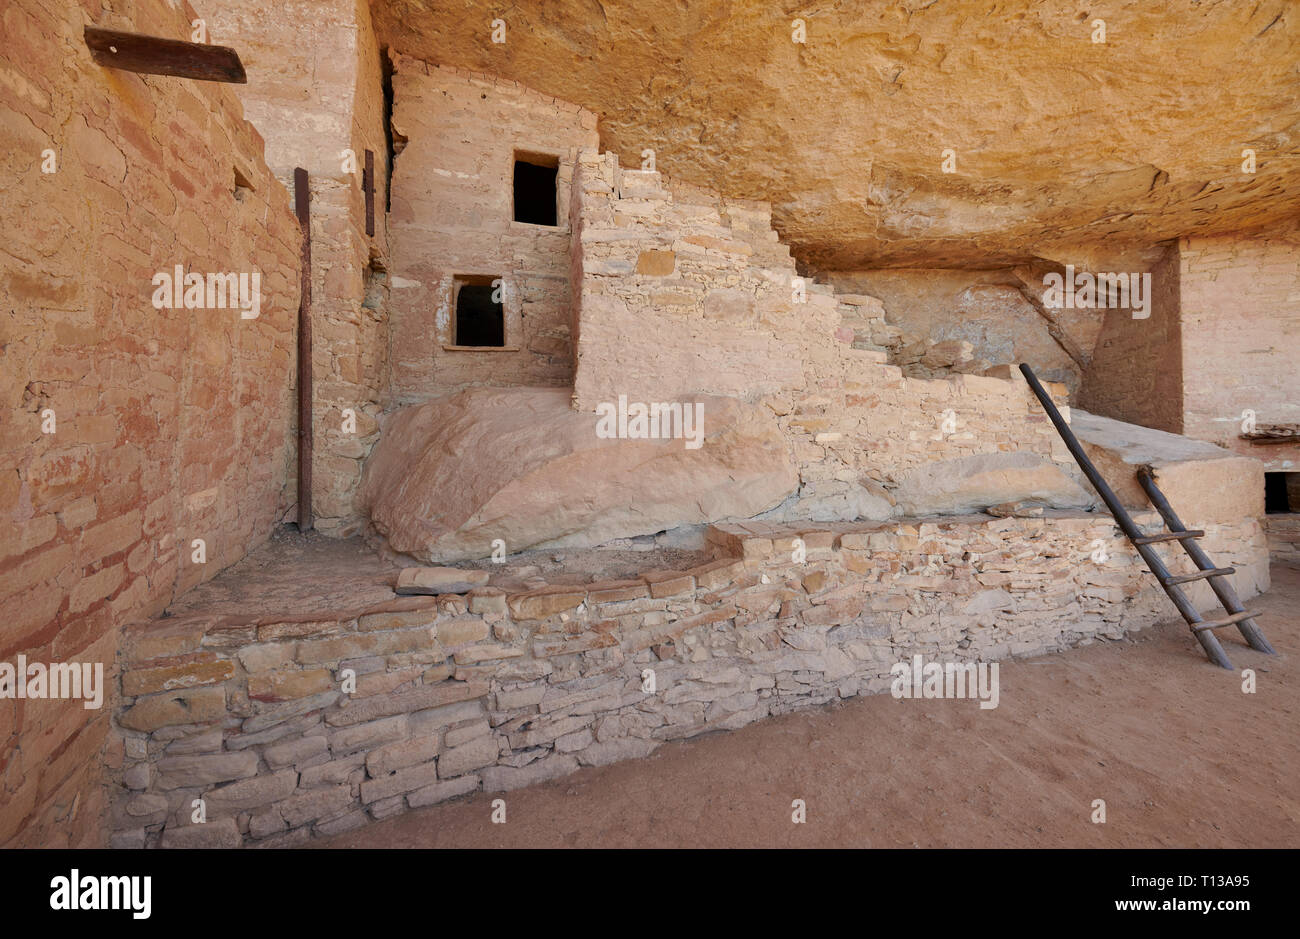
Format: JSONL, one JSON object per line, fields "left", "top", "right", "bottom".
{"left": 1019, "top": 363, "right": 1275, "bottom": 669}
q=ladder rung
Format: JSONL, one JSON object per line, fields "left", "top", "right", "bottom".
{"left": 1191, "top": 610, "right": 1258, "bottom": 633}
{"left": 1162, "top": 566, "right": 1234, "bottom": 586}
{"left": 1133, "top": 529, "right": 1204, "bottom": 545}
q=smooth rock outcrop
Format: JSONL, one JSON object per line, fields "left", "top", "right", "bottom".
{"left": 762, "top": 478, "right": 896, "bottom": 525}
{"left": 362, "top": 387, "right": 799, "bottom": 561}
{"left": 891, "top": 451, "right": 1094, "bottom": 516}
{"left": 1072, "top": 408, "right": 1265, "bottom": 521}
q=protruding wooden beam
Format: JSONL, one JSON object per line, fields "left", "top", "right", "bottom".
{"left": 294, "top": 168, "right": 313, "bottom": 532}
{"left": 84, "top": 27, "right": 247, "bottom": 83}
{"left": 363, "top": 149, "right": 376, "bottom": 237}
{"left": 1240, "top": 423, "right": 1299, "bottom": 444}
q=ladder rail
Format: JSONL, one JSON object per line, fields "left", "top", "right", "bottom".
{"left": 1136, "top": 468, "right": 1275, "bottom": 654}
{"left": 1018, "top": 363, "right": 1235, "bottom": 669}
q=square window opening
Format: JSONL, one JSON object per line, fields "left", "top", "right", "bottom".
{"left": 513, "top": 152, "right": 559, "bottom": 226}
{"left": 454, "top": 276, "right": 505, "bottom": 347}
{"left": 1265, "top": 471, "right": 1299, "bottom": 514}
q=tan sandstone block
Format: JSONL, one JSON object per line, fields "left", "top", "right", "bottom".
{"left": 119, "top": 686, "right": 226, "bottom": 732}
{"left": 507, "top": 589, "right": 586, "bottom": 621}
{"left": 636, "top": 250, "right": 676, "bottom": 275}
{"left": 248, "top": 668, "right": 335, "bottom": 702}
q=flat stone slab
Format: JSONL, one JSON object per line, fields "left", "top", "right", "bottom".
{"left": 395, "top": 567, "right": 490, "bottom": 595}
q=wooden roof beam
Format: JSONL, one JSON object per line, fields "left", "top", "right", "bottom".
{"left": 84, "top": 27, "right": 247, "bottom": 83}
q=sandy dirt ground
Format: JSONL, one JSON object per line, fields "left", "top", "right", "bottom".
{"left": 319, "top": 565, "right": 1300, "bottom": 849}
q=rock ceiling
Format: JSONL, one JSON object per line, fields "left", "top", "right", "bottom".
{"left": 372, "top": 0, "right": 1300, "bottom": 270}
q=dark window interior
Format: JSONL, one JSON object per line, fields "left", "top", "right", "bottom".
{"left": 513, "top": 158, "right": 558, "bottom": 226}
{"left": 454, "top": 281, "right": 504, "bottom": 347}
{"left": 1264, "top": 472, "right": 1296, "bottom": 514}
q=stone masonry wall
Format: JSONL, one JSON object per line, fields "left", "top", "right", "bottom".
{"left": 1263, "top": 515, "right": 1300, "bottom": 566}
{"left": 569, "top": 149, "right": 1091, "bottom": 522}
{"left": 1178, "top": 226, "right": 1300, "bottom": 472}
{"left": 110, "top": 511, "right": 1267, "bottom": 847}
{"left": 386, "top": 59, "right": 599, "bottom": 405}
{"left": 571, "top": 150, "right": 808, "bottom": 408}
{"left": 1, "top": 0, "right": 301, "bottom": 846}
{"left": 209, "top": 0, "right": 391, "bottom": 535}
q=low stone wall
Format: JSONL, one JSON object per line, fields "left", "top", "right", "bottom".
{"left": 110, "top": 511, "right": 1268, "bottom": 847}
{"left": 1264, "top": 515, "right": 1300, "bottom": 566}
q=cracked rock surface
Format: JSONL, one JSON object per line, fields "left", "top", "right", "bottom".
{"left": 376, "top": 0, "right": 1300, "bottom": 269}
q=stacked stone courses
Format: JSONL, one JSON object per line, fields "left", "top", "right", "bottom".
{"left": 111, "top": 512, "right": 1266, "bottom": 847}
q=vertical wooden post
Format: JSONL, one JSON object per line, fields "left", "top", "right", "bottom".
{"left": 363, "top": 149, "right": 375, "bottom": 238}
{"left": 294, "top": 167, "right": 313, "bottom": 531}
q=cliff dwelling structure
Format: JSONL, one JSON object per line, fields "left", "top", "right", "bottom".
{"left": 2, "top": 0, "right": 1297, "bottom": 852}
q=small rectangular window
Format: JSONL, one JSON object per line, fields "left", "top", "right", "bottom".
{"left": 513, "top": 153, "right": 558, "bottom": 226}
{"left": 454, "top": 276, "right": 504, "bottom": 347}
{"left": 1265, "top": 471, "right": 1299, "bottom": 514}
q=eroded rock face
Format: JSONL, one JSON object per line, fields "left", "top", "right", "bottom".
{"left": 890, "top": 451, "right": 1094, "bottom": 516}
{"left": 829, "top": 270, "right": 1103, "bottom": 395}
{"left": 374, "top": 1, "right": 1300, "bottom": 269}
{"left": 361, "top": 387, "right": 799, "bottom": 561}
{"left": 761, "top": 477, "right": 896, "bottom": 525}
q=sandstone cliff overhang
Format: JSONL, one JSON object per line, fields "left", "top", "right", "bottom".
{"left": 373, "top": 0, "right": 1300, "bottom": 269}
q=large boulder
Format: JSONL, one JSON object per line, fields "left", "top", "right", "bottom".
{"left": 890, "top": 451, "right": 1094, "bottom": 516}
{"left": 361, "top": 387, "right": 799, "bottom": 562}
